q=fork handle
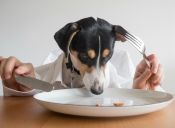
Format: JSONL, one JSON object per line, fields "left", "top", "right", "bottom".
{"left": 143, "top": 54, "right": 151, "bottom": 68}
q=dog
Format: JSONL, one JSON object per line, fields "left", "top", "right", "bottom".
{"left": 54, "top": 17, "right": 128, "bottom": 95}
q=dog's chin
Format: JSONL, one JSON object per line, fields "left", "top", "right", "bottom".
{"left": 82, "top": 68, "right": 110, "bottom": 95}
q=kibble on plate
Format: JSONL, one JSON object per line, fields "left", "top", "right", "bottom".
{"left": 113, "top": 102, "right": 124, "bottom": 107}
{"left": 95, "top": 101, "right": 124, "bottom": 107}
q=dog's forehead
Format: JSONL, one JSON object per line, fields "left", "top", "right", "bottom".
{"left": 72, "top": 27, "right": 114, "bottom": 52}
{"left": 70, "top": 27, "right": 115, "bottom": 66}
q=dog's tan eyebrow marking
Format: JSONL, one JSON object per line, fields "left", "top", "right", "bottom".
{"left": 102, "top": 49, "right": 110, "bottom": 58}
{"left": 87, "top": 49, "right": 96, "bottom": 59}
{"left": 71, "top": 50, "right": 94, "bottom": 75}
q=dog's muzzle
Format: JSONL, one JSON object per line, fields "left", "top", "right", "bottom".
{"left": 82, "top": 68, "right": 107, "bottom": 95}
{"left": 90, "top": 79, "right": 103, "bottom": 95}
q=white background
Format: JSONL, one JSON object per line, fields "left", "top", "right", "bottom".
{"left": 0, "top": 0, "right": 175, "bottom": 94}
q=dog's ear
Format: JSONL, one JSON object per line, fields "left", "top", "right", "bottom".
{"left": 113, "top": 25, "right": 127, "bottom": 42}
{"left": 54, "top": 22, "right": 79, "bottom": 55}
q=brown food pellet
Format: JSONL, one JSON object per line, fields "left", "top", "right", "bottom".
{"left": 113, "top": 102, "right": 124, "bottom": 107}
{"left": 96, "top": 103, "right": 101, "bottom": 107}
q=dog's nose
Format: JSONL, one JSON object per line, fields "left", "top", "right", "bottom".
{"left": 90, "top": 86, "right": 103, "bottom": 95}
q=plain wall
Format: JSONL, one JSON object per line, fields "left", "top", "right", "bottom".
{"left": 0, "top": 0, "right": 175, "bottom": 94}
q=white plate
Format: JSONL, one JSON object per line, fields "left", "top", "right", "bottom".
{"left": 34, "top": 88, "right": 174, "bottom": 117}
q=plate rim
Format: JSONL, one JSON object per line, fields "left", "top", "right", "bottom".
{"left": 33, "top": 88, "right": 174, "bottom": 108}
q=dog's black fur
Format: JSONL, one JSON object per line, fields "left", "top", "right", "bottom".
{"left": 54, "top": 17, "right": 127, "bottom": 67}
{"left": 54, "top": 17, "right": 128, "bottom": 95}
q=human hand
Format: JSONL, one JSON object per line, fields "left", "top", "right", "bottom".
{"left": 133, "top": 54, "right": 163, "bottom": 90}
{"left": 0, "top": 56, "right": 35, "bottom": 91}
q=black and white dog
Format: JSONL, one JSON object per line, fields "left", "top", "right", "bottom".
{"left": 54, "top": 17, "right": 128, "bottom": 95}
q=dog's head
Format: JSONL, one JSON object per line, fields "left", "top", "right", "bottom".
{"left": 54, "top": 17, "right": 127, "bottom": 95}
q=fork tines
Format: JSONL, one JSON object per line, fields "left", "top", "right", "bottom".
{"left": 124, "top": 32, "right": 145, "bottom": 53}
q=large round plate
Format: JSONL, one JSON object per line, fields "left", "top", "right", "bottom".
{"left": 34, "top": 88, "right": 174, "bottom": 117}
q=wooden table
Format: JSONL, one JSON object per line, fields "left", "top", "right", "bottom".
{"left": 0, "top": 96, "right": 175, "bottom": 128}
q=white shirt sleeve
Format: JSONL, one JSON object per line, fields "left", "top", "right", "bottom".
{"left": 109, "top": 49, "right": 135, "bottom": 88}
{"left": 3, "top": 85, "right": 39, "bottom": 96}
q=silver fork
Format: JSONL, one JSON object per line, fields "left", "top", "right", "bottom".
{"left": 124, "top": 32, "right": 151, "bottom": 68}
{"left": 114, "top": 26, "right": 150, "bottom": 67}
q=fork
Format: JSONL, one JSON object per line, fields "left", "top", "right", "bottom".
{"left": 125, "top": 32, "right": 153, "bottom": 90}
{"left": 124, "top": 32, "right": 151, "bottom": 68}
{"left": 115, "top": 26, "right": 151, "bottom": 68}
